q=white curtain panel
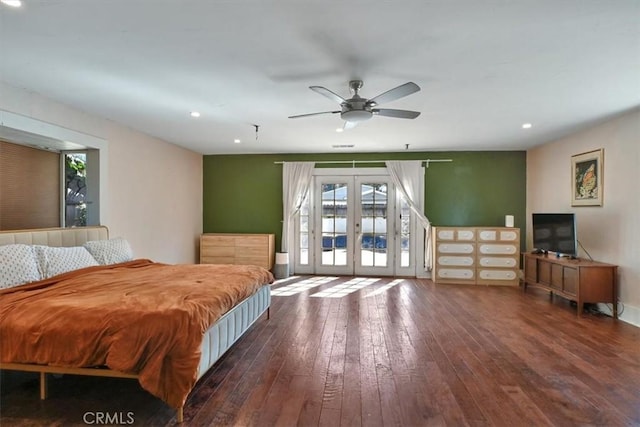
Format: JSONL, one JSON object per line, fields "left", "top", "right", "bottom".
{"left": 385, "top": 160, "right": 433, "bottom": 271}
{"left": 281, "top": 162, "right": 315, "bottom": 253}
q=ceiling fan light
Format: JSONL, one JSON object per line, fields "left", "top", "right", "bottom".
{"left": 341, "top": 109, "right": 372, "bottom": 122}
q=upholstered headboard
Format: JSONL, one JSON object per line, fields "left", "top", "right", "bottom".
{"left": 0, "top": 226, "right": 109, "bottom": 247}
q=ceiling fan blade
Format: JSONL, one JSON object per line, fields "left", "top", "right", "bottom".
{"left": 343, "top": 120, "right": 359, "bottom": 130}
{"left": 368, "top": 82, "right": 420, "bottom": 106}
{"left": 288, "top": 111, "right": 340, "bottom": 119}
{"left": 373, "top": 109, "right": 421, "bottom": 119}
{"left": 310, "top": 86, "right": 346, "bottom": 104}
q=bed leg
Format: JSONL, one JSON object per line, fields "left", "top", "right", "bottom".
{"left": 176, "top": 407, "right": 184, "bottom": 423}
{"left": 267, "top": 307, "right": 270, "bottom": 320}
{"left": 40, "top": 371, "right": 48, "bottom": 399}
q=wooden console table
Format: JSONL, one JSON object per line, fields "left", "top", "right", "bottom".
{"left": 523, "top": 253, "right": 617, "bottom": 318}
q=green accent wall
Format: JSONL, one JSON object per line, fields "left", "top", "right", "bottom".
{"left": 203, "top": 151, "right": 526, "bottom": 251}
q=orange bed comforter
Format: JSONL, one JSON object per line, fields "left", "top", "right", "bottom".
{"left": 0, "top": 259, "right": 274, "bottom": 409}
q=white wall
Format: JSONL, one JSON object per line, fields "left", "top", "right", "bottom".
{"left": 0, "top": 82, "right": 203, "bottom": 264}
{"left": 527, "top": 108, "right": 640, "bottom": 326}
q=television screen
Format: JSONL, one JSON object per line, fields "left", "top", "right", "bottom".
{"left": 532, "top": 213, "right": 577, "bottom": 256}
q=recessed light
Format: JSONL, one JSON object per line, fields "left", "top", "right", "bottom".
{"left": 233, "top": 139, "right": 241, "bottom": 144}
{"left": 335, "top": 128, "right": 344, "bottom": 133}
{"left": 522, "top": 123, "right": 532, "bottom": 129}
{"left": 190, "top": 111, "right": 201, "bottom": 118}
{"left": 1, "top": 0, "right": 22, "bottom": 7}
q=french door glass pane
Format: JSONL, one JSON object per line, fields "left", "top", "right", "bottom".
{"left": 299, "top": 194, "right": 310, "bottom": 265}
{"left": 300, "top": 234, "right": 309, "bottom": 265}
{"left": 360, "top": 183, "right": 388, "bottom": 267}
{"left": 400, "top": 197, "right": 410, "bottom": 267}
{"left": 321, "top": 183, "right": 347, "bottom": 266}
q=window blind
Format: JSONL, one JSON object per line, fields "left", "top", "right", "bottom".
{"left": 0, "top": 140, "right": 60, "bottom": 230}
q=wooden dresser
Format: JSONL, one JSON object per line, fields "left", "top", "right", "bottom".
{"left": 200, "top": 233, "right": 275, "bottom": 270}
{"left": 432, "top": 226, "right": 520, "bottom": 286}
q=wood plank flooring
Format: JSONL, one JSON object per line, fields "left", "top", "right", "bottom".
{"left": 1, "top": 276, "right": 639, "bottom": 426}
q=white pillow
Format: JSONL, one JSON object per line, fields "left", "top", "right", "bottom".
{"left": 34, "top": 245, "right": 99, "bottom": 279}
{"left": 0, "top": 244, "right": 42, "bottom": 289}
{"left": 84, "top": 237, "right": 133, "bottom": 265}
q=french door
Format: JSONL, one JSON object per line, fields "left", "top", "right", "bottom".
{"left": 294, "top": 168, "right": 419, "bottom": 277}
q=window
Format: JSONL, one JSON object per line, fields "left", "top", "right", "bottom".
{"left": 63, "top": 149, "right": 100, "bottom": 227}
{"left": 1, "top": 111, "right": 106, "bottom": 229}
{"left": 64, "top": 152, "right": 87, "bottom": 227}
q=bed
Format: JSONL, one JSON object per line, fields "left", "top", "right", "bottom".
{"left": 0, "top": 226, "right": 273, "bottom": 423}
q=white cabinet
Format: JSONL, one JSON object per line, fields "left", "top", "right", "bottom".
{"left": 433, "top": 226, "right": 520, "bottom": 286}
{"left": 477, "top": 228, "right": 520, "bottom": 286}
{"left": 433, "top": 227, "right": 476, "bottom": 284}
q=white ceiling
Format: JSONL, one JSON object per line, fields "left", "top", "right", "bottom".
{"left": 1, "top": 1, "right": 638, "bottom": 155}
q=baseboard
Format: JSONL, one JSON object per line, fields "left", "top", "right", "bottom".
{"left": 597, "top": 302, "right": 640, "bottom": 328}
{"left": 418, "top": 270, "right": 431, "bottom": 279}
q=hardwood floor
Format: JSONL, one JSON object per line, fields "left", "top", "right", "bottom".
{"left": 2, "top": 276, "right": 639, "bottom": 426}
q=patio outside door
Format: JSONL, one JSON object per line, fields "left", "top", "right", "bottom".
{"left": 313, "top": 174, "right": 395, "bottom": 276}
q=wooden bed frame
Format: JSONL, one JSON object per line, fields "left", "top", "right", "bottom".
{"left": 0, "top": 226, "right": 271, "bottom": 423}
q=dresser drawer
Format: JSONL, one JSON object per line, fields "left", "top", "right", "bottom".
{"left": 478, "top": 256, "right": 517, "bottom": 268}
{"left": 235, "top": 235, "right": 271, "bottom": 247}
{"left": 436, "top": 268, "right": 475, "bottom": 281}
{"left": 200, "top": 255, "right": 235, "bottom": 265}
{"left": 477, "top": 269, "right": 519, "bottom": 286}
{"left": 478, "top": 244, "right": 517, "bottom": 255}
{"left": 201, "top": 245, "right": 235, "bottom": 257}
{"left": 437, "top": 255, "right": 475, "bottom": 267}
{"left": 478, "top": 229, "right": 519, "bottom": 242}
{"left": 234, "top": 245, "right": 269, "bottom": 257}
{"left": 437, "top": 243, "right": 475, "bottom": 254}
{"left": 436, "top": 228, "right": 475, "bottom": 241}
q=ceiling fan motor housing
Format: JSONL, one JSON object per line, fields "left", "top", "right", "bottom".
{"left": 341, "top": 98, "right": 373, "bottom": 122}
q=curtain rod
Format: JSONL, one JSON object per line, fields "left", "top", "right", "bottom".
{"left": 274, "top": 159, "right": 453, "bottom": 168}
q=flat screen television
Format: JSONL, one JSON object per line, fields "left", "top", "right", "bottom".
{"left": 532, "top": 213, "right": 577, "bottom": 257}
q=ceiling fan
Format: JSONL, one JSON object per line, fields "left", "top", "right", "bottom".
{"left": 288, "top": 80, "right": 421, "bottom": 129}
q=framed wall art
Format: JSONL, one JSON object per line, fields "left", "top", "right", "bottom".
{"left": 571, "top": 148, "right": 603, "bottom": 206}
